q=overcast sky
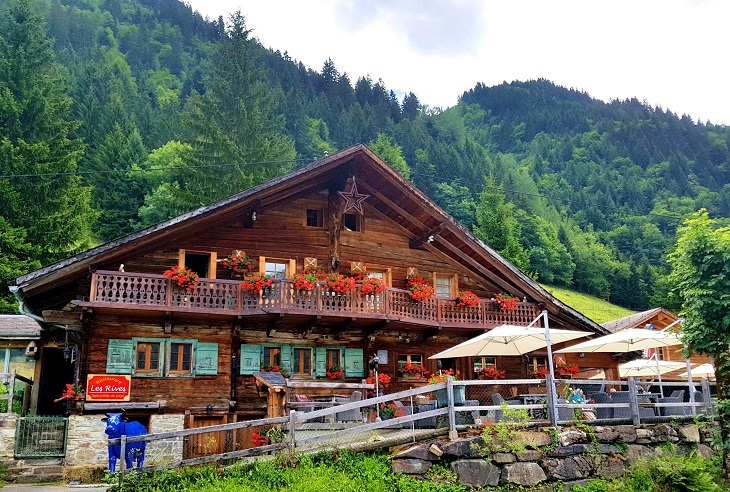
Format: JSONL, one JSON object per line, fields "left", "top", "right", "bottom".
{"left": 185, "top": 0, "right": 729, "bottom": 125}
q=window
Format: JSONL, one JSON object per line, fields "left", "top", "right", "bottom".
{"left": 343, "top": 213, "right": 361, "bottom": 232}
{"left": 107, "top": 338, "right": 219, "bottom": 377}
{"left": 528, "top": 357, "right": 547, "bottom": 376}
{"left": 136, "top": 342, "right": 160, "bottom": 374}
{"left": 397, "top": 354, "right": 423, "bottom": 371}
{"left": 293, "top": 347, "right": 313, "bottom": 376}
{"left": 262, "top": 346, "right": 282, "bottom": 367}
{"left": 435, "top": 274, "right": 457, "bottom": 297}
{"left": 169, "top": 343, "right": 193, "bottom": 374}
{"left": 265, "top": 261, "right": 288, "bottom": 280}
{"left": 260, "top": 257, "right": 296, "bottom": 280}
{"left": 367, "top": 268, "right": 392, "bottom": 286}
{"left": 178, "top": 249, "right": 217, "bottom": 279}
{"left": 473, "top": 356, "right": 496, "bottom": 373}
{"left": 326, "top": 349, "right": 341, "bottom": 368}
{"left": 306, "top": 208, "right": 323, "bottom": 227}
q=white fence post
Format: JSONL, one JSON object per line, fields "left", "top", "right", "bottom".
{"left": 447, "top": 376, "right": 457, "bottom": 440}
{"left": 545, "top": 374, "right": 557, "bottom": 425}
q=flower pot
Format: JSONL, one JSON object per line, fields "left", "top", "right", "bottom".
{"left": 434, "top": 385, "right": 465, "bottom": 407}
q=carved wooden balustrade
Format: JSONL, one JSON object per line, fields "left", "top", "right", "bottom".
{"left": 88, "top": 270, "right": 541, "bottom": 328}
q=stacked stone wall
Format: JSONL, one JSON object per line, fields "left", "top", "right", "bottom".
{"left": 391, "top": 423, "right": 716, "bottom": 489}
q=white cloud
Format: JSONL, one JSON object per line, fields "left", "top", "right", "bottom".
{"left": 188, "top": 0, "right": 730, "bottom": 124}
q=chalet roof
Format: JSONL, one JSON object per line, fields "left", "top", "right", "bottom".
{"left": 601, "top": 308, "right": 679, "bottom": 333}
{"left": 0, "top": 315, "right": 42, "bottom": 339}
{"left": 14, "top": 145, "right": 607, "bottom": 335}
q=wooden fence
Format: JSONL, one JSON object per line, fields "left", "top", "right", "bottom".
{"left": 1, "top": 370, "right": 33, "bottom": 414}
{"left": 107, "top": 375, "right": 716, "bottom": 482}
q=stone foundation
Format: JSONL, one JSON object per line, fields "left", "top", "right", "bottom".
{"left": 391, "top": 423, "right": 717, "bottom": 489}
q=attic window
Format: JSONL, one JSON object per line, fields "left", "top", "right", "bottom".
{"left": 306, "top": 208, "right": 323, "bottom": 227}
{"left": 179, "top": 249, "right": 217, "bottom": 279}
{"left": 343, "top": 213, "right": 360, "bottom": 232}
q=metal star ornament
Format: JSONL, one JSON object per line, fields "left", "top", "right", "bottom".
{"left": 338, "top": 178, "right": 370, "bottom": 215}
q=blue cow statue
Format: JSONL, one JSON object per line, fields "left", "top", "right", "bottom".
{"left": 102, "top": 412, "right": 147, "bottom": 471}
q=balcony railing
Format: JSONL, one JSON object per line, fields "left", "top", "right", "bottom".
{"left": 86, "top": 270, "right": 540, "bottom": 328}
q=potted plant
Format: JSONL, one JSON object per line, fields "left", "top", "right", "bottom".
{"left": 455, "top": 290, "right": 479, "bottom": 307}
{"left": 378, "top": 402, "right": 405, "bottom": 420}
{"left": 54, "top": 383, "right": 85, "bottom": 403}
{"left": 366, "top": 373, "right": 391, "bottom": 396}
{"left": 491, "top": 293, "right": 520, "bottom": 313}
{"left": 290, "top": 272, "right": 319, "bottom": 292}
{"left": 555, "top": 360, "right": 579, "bottom": 376}
{"left": 475, "top": 366, "right": 506, "bottom": 380}
{"left": 222, "top": 251, "right": 256, "bottom": 274}
{"left": 360, "top": 276, "right": 386, "bottom": 295}
{"left": 242, "top": 272, "right": 273, "bottom": 293}
{"left": 406, "top": 271, "right": 435, "bottom": 302}
{"left": 261, "top": 364, "right": 289, "bottom": 378}
{"left": 325, "top": 365, "right": 345, "bottom": 380}
{"left": 323, "top": 273, "right": 356, "bottom": 294}
{"left": 163, "top": 266, "right": 199, "bottom": 290}
{"left": 400, "top": 363, "right": 429, "bottom": 379}
{"left": 428, "top": 369, "right": 465, "bottom": 406}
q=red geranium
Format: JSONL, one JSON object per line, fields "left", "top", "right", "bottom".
{"left": 163, "top": 266, "right": 199, "bottom": 290}
{"left": 290, "top": 272, "right": 318, "bottom": 292}
{"left": 251, "top": 428, "right": 270, "bottom": 447}
{"left": 361, "top": 277, "right": 386, "bottom": 295}
{"left": 242, "top": 272, "right": 273, "bottom": 292}
{"left": 222, "top": 252, "right": 256, "bottom": 273}
{"left": 324, "top": 273, "right": 356, "bottom": 294}
{"left": 492, "top": 293, "right": 519, "bottom": 313}
{"left": 476, "top": 366, "right": 505, "bottom": 380}
{"left": 54, "top": 383, "right": 85, "bottom": 402}
{"left": 325, "top": 365, "right": 345, "bottom": 379}
{"left": 366, "top": 373, "right": 391, "bottom": 396}
{"left": 456, "top": 290, "right": 479, "bottom": 307}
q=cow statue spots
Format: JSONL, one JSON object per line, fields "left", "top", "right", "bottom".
{"left": 102, "top": 412, "right": 147, "bottom": 471}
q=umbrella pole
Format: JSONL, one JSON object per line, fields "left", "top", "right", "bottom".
{"left": 686, "top": 359, "right": 696, "bottom": 416}
{"left": 542, "top": 310, "right": 558, "bottom": 410}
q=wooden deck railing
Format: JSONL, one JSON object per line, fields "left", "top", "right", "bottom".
{"left": 87, "top": 270, "right": 541, "bottom": 328}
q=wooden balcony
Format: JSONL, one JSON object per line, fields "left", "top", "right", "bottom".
{"left": 80, "top": 270, "right": 541, "bottom": 329}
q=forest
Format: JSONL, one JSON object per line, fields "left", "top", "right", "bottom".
{"left": 2, "top": 0, "right": 730, "bottom": 314}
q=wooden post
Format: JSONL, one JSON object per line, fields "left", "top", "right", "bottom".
{"left": 89, "top": 273, "right": 98, "bottom": 301}
{"left": 6, "top": 370, "right": 16, "bottom": 413}
{"left": 701, "top": 377, "right": 713, "bottom": 414}
{"left": 546, "top": 374, "right": 557, "bottom": 426}
{"left": 119, "top": 434, "right": 127, "bottom": 482}
{"left": 446, "top": 376, "right": 457, "bottom": 440}
{"left": 627, "top": 378, "right": 640, "bottom": 425}
{"left": 289, "top": 410, "right": 296, "bottom": 450}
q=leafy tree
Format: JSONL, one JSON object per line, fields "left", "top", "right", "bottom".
{"left": 368, "top": 133, "right": 410, "bottom": 180}
{"left": 668, "top": 209, "right": 730, "bottom": 476}
{"left": 0, "top": 0, "right": 94, "bottom": 262}
{"left": 0, "top": 218, "right": 39, "bottom": 313}
{"left": 473, "top": 178, "right": 529, "bottom": 271}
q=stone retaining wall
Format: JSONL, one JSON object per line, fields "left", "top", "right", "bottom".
{"left": 391, "top": 423, "right": 715, "bottom": 489}
{"left": 65, "top": 414, "right": 185, "bottom": 468}
{"left": 0, "top": 414, "right": 17, "bottom": 460}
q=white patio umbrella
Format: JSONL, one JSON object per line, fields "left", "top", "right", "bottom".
{"left": 554, "top": 328, "right": 682, "bottom": 354}
{"left": 429, "top": 324, "right": 591, "bottom": 359}
{"left": 618, "top": 359, "right": 686, "bottom": 378}
{"left": 680, "top": 363, "right": 714, "bottom": 380}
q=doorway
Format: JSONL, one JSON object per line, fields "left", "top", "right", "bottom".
{"left": 36, "top": 348, "right": 74, "bottom": 416}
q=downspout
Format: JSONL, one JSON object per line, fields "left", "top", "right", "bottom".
{"left": 9, "top": 285, "right": 45, "bottom": 324}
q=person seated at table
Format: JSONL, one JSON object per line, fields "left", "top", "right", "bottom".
{"left": 569, "top": 389, "right": 586, "bottom": 404}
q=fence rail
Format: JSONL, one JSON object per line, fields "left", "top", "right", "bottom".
{"left": 85, "top": 270, "right": 540, "bottom": 328}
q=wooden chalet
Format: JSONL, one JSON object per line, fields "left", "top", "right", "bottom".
{"left": 13, "top": 145, "right": 611, "bottom": 429}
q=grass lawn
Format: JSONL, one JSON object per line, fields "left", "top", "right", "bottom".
{"left": 540, "top": 284, "right": 636, "bottom": 324}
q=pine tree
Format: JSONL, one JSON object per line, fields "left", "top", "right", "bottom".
{"left": 0, "top": 0, "right": 94, "bottom": 263}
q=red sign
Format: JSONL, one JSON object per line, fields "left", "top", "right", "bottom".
{"left": 86, "top": 374, "right": 131, "bottom": 401}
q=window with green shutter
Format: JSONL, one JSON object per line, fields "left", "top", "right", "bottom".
{"left": 240, "top": 344, "right": 261, "bottom": 375}
{"left": 314, "top": 346, "right": 344, "bottom": 378}
{"left": 195, "top": 342, "right": 219, "bottom": 375}
{"left": 106, "top": 339, "right": 134, "bottom": 374}
{"left": 344, "top": 348, "right": 364, "bottom": 378}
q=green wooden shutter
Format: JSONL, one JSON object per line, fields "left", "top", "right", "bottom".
{"left": 240, "top": 344, "right": 261, "bottom": 375}
{"left": 195, "top": 342, "right": 219, "bottom": 375}
{"left": 314, "top": 346, "right": 327, "bottom": 378}
{"left": 106, "top": 339, "right": 134, "bottom": 374}
{"left": 280, "top": 345, "right": 293, "bottom": 375}
{"left": 344, "top": 348, "right": 364, "bottom": 378}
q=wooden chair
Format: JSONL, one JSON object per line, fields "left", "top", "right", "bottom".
{"left": 335, "top": 391, "right": 364, "bottom": 422}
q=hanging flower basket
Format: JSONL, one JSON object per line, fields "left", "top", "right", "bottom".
{"left": 163, "top": 266, "right": 199, "bottom": 290}
{"left": 222, "top": 251, "right": 256, "bottom": 274}
{"left": 556, "top": 361, "right": 580, "bottom": 376}
{"left": 406, "top": 270, "right": 435, "bottom": 302}
{"left": 455, "top": 290, "right": 479, "bottom": 307}
{"left": 491, "top": 293, "right": 519, "bottom": 313}
{"left": 361, "top": 277, "right": 386, "bottom": 295}
{"left": 242, "top": 273, "right": 273, "bottom": 293}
